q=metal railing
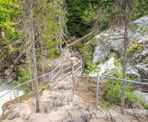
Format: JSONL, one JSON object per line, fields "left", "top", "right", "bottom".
{"left": 0, "top": 59, "right": 82, "bottom": 107}
{"left": 74, "top": 73, "right": 148, "bottom": 115}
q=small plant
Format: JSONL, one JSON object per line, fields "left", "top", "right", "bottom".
{"left": 104, "top": 114, "right": 108, "bottom": 120}
{"left": 38, "top": 85, "right": 48, "bottom": 92}
{"left": 127, "top": 43, "right": 144, "bottom": 56}
{"left": 85, "top": 63, "right": 99, "bottom": 74}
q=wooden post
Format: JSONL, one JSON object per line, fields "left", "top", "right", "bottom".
{"left": 96, "top": 73, "right": 99, "bottom": 108}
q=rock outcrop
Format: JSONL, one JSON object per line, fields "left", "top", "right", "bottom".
{"left": 1, "top": 75, "right": 141, "bottom": 122}
{"left": 93, "top": 15, "right": 148, "bottom": 82}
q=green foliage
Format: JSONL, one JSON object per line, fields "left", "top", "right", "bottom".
{"left": 0, "top": 0, "right": 22, "bottom": 65}
{"left": 13, "top": 67, "right": 32, "bottom": 94}
{"left": 101, "top": 101, "right": 119, "bottom": 109}
{"left": 66, "top": 0, "right": 100, "bottom": 37}
{"left": 34, "top": 0, "right": 65, "bottom": 59}
{"left": 85, "top": 62, "right": 98, "bottom": 74}
{"left": 131, "top": 0, "right": 148, "bottom": 20}
{"left": 66, "top": 0, "right": 147, "bottom": 37}
{"left": 38, "top": 85, "right": 48, "bottom": 92}
{"left": 127, "top": 43, "right": 144, "bottom": 56}
{"left": 102, "top": 61, "right": 148, "bottom": 109}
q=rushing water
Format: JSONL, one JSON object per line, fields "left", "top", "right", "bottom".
{"left": 0, "top": 82, "right": 24, "bottom": 115}
{"left": 90, "top": 57, "right": 115, "bottom": 77}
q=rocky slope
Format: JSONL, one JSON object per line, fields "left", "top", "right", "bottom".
{"left": 93, "top": 15, "right": 148, "bottom": 82}
{"left": 0, "top": 75, "right": 141, "bottom": 122}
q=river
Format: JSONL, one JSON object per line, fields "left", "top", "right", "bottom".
{"left": 0, "top": 82, "right": 24, "bottom": 115}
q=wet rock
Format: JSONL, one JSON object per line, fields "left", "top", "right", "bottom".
{"left": 135, "top": 64, "right": 148, "bottom": 82}
{"left": 134, "top": 49, "right": 148, "bottom": 63}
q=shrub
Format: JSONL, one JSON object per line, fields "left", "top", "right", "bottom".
{"left": 85, "top": 62, "right": 98, "bottom": 74}
{"left": 102, "top": 62, "right": 148, "bottom": 109}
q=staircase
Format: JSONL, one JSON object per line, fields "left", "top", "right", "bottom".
{"left": 1, "top": 74, "right": 141, "bottom": 122}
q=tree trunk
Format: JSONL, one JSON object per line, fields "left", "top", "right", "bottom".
{"left": 58, "top": 0, "right": 62, "bottom": 53}
{"left": 29, "top": 0, "right": 40, "bottom": 112}
{"left": 121, "top": 0, "right": 128, "bottom": 114}
{"left": 41, "top": 39, "right": 45, "bottom": 85}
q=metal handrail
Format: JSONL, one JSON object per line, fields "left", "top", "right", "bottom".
{"left": 0, "top": 80, "right": 32, "bottom": 99}
{"left": 73, "top": 59, "right": 81, "bottom": 67}
{"left": 51, "top": 65, "right": 60, "bottom": 74}
{"left": 52, "top": 69, "right": 62, "bottom": 80}
{"left": 63, "top": 66, "right": 71, "bottom": 72}
{"left": 0, "top": 59, "right": 82, "bottom": 102}
{"left": 62, "top": 62, "right": 71, "bottom": 67}
{"left": 74, "top": 66, "right": 81, "bottom": 73}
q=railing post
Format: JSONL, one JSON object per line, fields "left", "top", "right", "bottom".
{"left": 81, "top": 59, "right": 83, "bottom": 74}
{"left": 13, "top": 90, "right": 16, "bottom": 99}
{"left": 49, "top": 73, "right": 51, "bottom": 88}
{"left": 10, "top": 91, "right": 12, "bottom": 101}
{"left": 72, "top": 62, "right": 75, "bottom": 95}
{"left": 96, "top": 73, "right": 99, "bottom": 108}
{"left": 17, "top": 91, "right": 20, "bottom": 103}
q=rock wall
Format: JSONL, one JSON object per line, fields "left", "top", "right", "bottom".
{"left": 93, "top": 15, "right": 148, "bottom": 82}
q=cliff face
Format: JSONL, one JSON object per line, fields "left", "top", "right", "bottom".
{"left": 93, "top": 15, "right": 148, "bottom": 82}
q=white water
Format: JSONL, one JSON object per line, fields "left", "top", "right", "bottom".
{"left": 90, "top": 57, "right": 115, "bottom": 77}
{"left": 0, "top": 82, "right": 24, "bottom": 115}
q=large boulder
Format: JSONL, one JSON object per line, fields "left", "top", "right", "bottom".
{"left": 93, "top": 15, "right": 148, "bottom": 82}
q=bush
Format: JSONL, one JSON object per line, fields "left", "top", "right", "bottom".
{"left": 85, "top": 62, "right": 98, "bottom": 74}
{"left": 102, "top": 62, "right": 148, "bottom": 109}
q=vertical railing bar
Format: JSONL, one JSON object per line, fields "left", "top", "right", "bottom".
{"left": 48, "top": 72, "right": 51, "bottom": 88}
{"left": 10, "top": 91, "right": 12, "bottom": 101}
{"left": 72, "top": 62, "right": 75, "bottom": 95}
{"left": 13, "top": 90, "right": 16, "bottom": 99}
{"left": 96, "top": 73, "right": 99, "bottom": 108}
{"left": 17, "top": 91, "right": 20, "bottom": 103}
{"left": 81, "top": 59, "right": 83, "bottom": 74}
